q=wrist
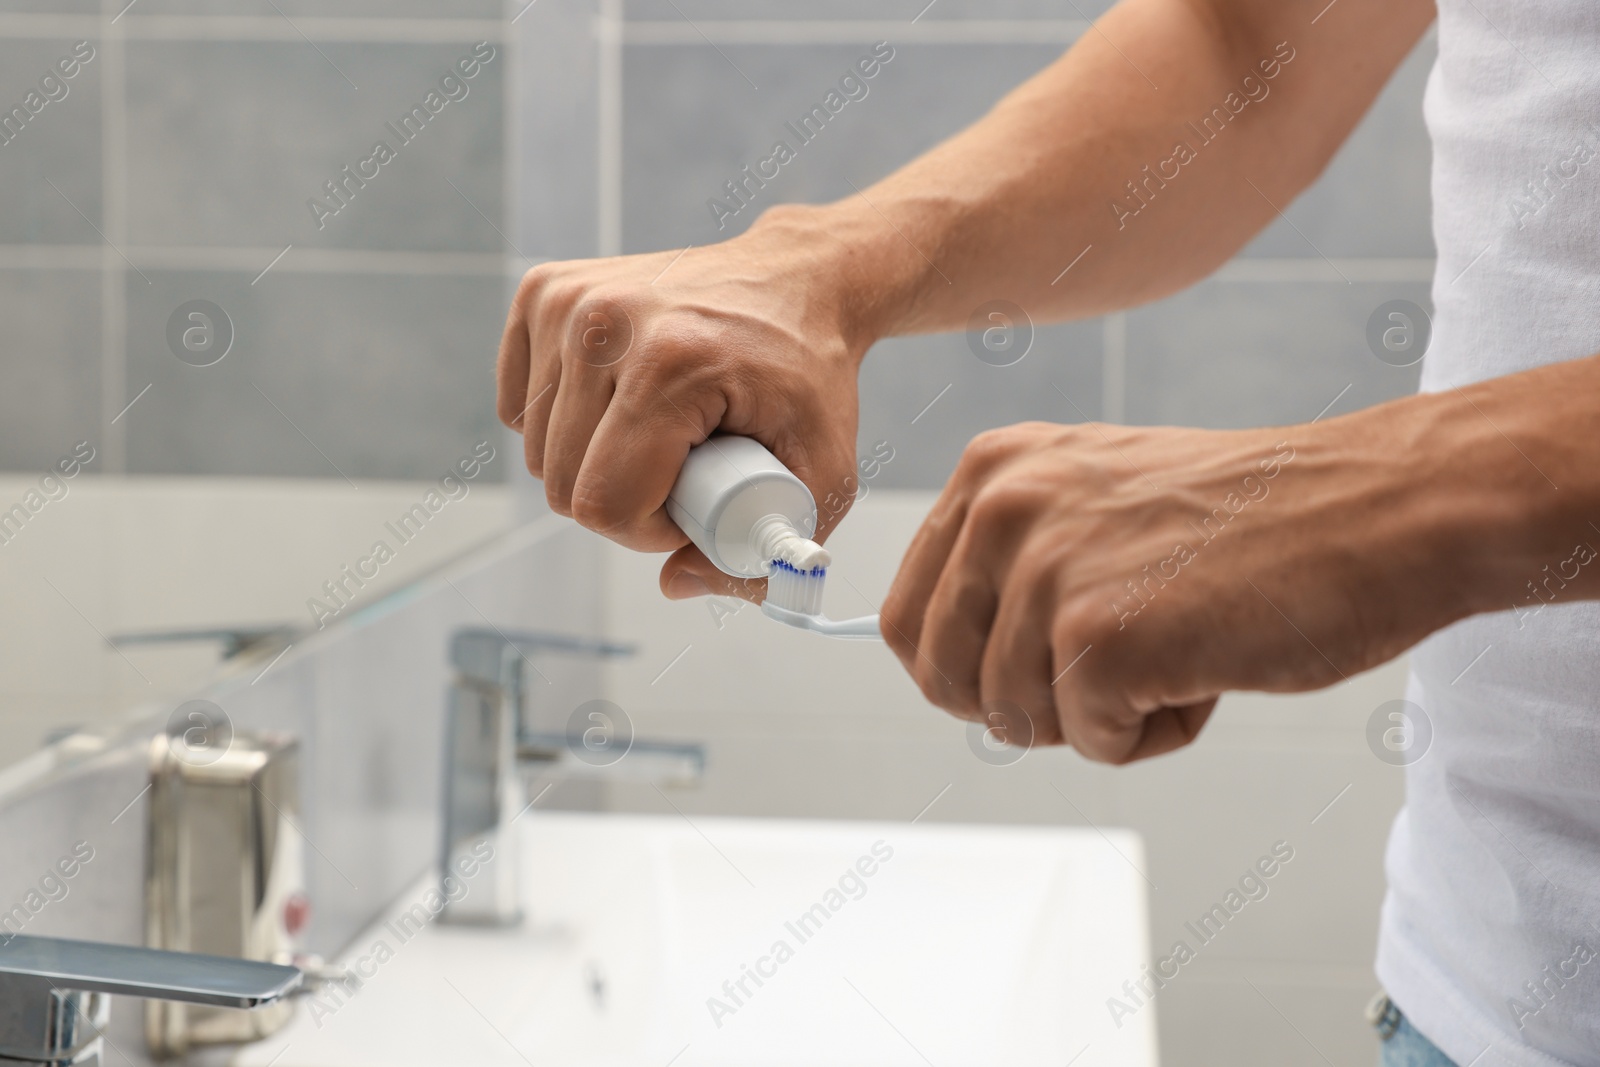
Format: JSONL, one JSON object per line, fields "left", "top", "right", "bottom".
{"left": 1379, "top": 380, "right": 1591, "bottom": 623}
{"left": 737, "top": 199, "right": 936, "bottom": 361}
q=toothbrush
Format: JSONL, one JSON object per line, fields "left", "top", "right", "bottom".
{"left": 666, "top": 436, "right": 884, "bottom": 641}
{"left": 760, "top": 559, "right": 883, "bottom": 640}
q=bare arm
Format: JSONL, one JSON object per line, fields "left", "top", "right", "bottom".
{"left": 496, "top": 0, "right": 1437, "bottom": 595}
{"left": 814, "top": 0, "right": 1437, "bottom": 339}
{"left": 878, "top": 346, "right": 1600, "bottom": 763}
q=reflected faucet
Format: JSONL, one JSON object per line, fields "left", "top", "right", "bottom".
{"left": 109, "top": 625, "right": 295, "bottom": 660}
{"left": 439, "top": 629, "right": 704, "bottom": 926}
{"left": 0, "top": 934, "right": 300, "bottom": 1066}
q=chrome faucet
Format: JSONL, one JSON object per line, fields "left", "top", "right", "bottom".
{"left": 0, "top": 934, "right": 300, "bottom": 1066}
{"left": 439, "top": 628, "right": 704, "bottom": 926}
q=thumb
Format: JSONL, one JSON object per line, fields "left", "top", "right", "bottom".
{"left": 660, "top": 544, "right": 766, "bottom": 603}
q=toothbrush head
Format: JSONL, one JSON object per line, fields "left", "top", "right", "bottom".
{"left": 759, "top": 533, "right": 883, "bottom": 640}
{"left": 764, "top": 558, "right": 829, "bottom": 616}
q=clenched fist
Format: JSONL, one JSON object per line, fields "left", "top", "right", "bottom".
{"left": 878, "top": 400, "right": 1522, "bottom": 764}
{"left": 496, "top": 208, "right": 871, "bottom": 599}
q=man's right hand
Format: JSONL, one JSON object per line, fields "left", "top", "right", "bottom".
{"left": 496, "top": 207, "right": 871, "bottom": 601}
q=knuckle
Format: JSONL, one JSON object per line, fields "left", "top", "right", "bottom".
{"left": 1084, "top": 743, "right": 1134, "bottom": 767}
{"left": 911, "top": 663, "right": 959, "bottom": 712}
{"left": 955, "top": 422, "right": 1045, "bottom": 483}
{"left": 1026, "top": 709, "right": 1065, "bottom": 748}
{"left": 516, "top": 263, "right": 556, "bottom": 304}
{"left": 621, "top": 335, "right": 680, "bottom": 381}
{"left": 572, "top": 286, "right": 629, "bottom": 316}
{"left": 641, "top": 321, "right": 717, "bottom": 370}
{"left": 1095, "top": 728, "right": 1141, "bottom": 766}
{"left": 879, "top": 604, "right": 912, "bottom": 659}
{"left": 522, "top": 427, "right": 545, "bottom": 480}
{"left": 878, "top": 583, "right": 916, "bottom": 647}
{"left": 496, "top": 393, "right": 521, "bottom": 429}
{"left": 945, "top": 685, "right": 982, "bottom": 720}
{"left": 542, "top": 280, "right": 587, "bottom": 322}
{"left": 1060, "top": 711, "right": 1118, "bottom": 763}
{"left": 569, "top": 474, "right": 631, "bottom": 535}
{"left": 961, "top": 427, "right": 1016, "bottom": 472}
{"left": 567, "top": 490, "right": 612, "bottom": 532}
{"left": 544, "top": 479, "right": 573, "bottom": 517}
{"left": 1054, "top": 593, "right": 1107, "bottom": 642}
{"left": 569, "top": 288, "right": 630, "bottom": 329}
{"left": 967, "top": 479, "right": 1036, "bottom": 534}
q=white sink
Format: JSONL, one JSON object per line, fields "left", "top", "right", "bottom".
{"left": 237, "top": 813, "right": 1158, "bottom": 1067}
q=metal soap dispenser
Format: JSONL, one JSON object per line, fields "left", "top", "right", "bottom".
{"left": 144, "top": 724, "right": 307, "bottom": 1056}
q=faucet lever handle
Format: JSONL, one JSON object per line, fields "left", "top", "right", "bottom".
{"left": 0, "top": 935, "right": 302, "bottom": 1008}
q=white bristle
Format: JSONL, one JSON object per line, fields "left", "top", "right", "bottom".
{"left": 766, "top": 559, "right": 827, "bottom": 616}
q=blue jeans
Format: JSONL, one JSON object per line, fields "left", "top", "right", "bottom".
{"left": 1378, "top": 1010, "right": 1458, "bottom": 1067}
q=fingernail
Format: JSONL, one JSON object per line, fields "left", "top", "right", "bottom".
{"left": 665, "top": 573, "right": 711, "bottom": 600}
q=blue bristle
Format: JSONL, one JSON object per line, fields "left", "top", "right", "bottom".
{"left": 767, "top": 557, "right": 828, "bottom": 614}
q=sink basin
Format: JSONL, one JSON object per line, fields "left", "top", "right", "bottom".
{"left": 236, "top": 813, "right": 1157, "bottom": 1067}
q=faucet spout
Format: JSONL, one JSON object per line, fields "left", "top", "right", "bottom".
{"left": 438, "top": 627, "right": 702, "bottom": 927}
{"left": 0, "top": 935, "right": 300, "bottom": 1065}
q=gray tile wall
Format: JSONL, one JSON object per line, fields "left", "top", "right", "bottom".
{"left": 858, "top": 327, "right": 1104, "bottom": 489}
{"left": 512, "top": 0, "right": 601, "bottom": 260}
{"left": 1125, "top": 279, "right": 1429, "bottom": 429}
{"left": 0, "top": 269, "right": 103, "bottom": 468}
{"left": 123, "top": 270, "right": 509, "bottom": 478}
{"left": 0, "top": 39, "right": 103, "bottom": 242}
{"left": 619, "top": 41, "right": 1069, "bottom": 252}
{"left": 0, "top": 4, "right": 511, "bottom": 478}
{"left": 124, "top": 41, "right": 504, "bottom": 253}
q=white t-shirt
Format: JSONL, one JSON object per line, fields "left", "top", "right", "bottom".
{"left": 1375, "top": 2, "right": 1600, "bottom": 1065}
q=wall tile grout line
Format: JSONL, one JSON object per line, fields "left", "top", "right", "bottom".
{"left": 598, "top": 0, "right": 624, "bottom": 257}
{"left": 0, "top": 245, "right": 534, "bottom": 275}
{"left": 0, "top": 245, "right": 1436, "bottom": 283}
{"left": 0, "top": 13, "right": 1085, "bottom": 47}
{"left": 0, "top": 14, "right": 508, "bottom": 42}
{"left": 501, "top": 0, "right": 519, "bottom": 302}
{"left": 620, "top": 19, "right": 1092, "bottom": 45}
{"left": 100, "top": 1, "right": 129, "bottom": 477}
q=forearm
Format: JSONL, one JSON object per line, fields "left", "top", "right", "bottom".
{"left": 746, "top": 0, "right": 1434, "bottom": 350}
{"left": 873, "top": 350, "right": 1600, "bottom": 760}
{"left": 1403, "top": 354, "right": 1600, "bottom": 621}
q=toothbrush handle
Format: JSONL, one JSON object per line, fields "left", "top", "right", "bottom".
{"left": 809, "top": 614, "right": 883, "bottom": 640}
{"left": 761, "top": 602, "right": 883, "bottom": 641}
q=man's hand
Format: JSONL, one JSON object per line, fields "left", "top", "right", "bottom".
{"left": 496, "top": 209, "right": 873, "bottom": 600}
{"left": 877, "top": 396, "right": 1555, "bottom": 764}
